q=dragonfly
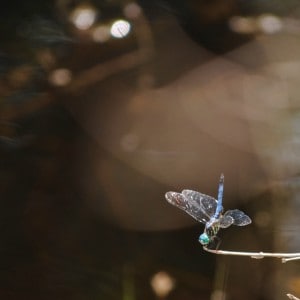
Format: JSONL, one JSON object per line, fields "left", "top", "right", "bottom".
{"left": 165, "top": 174, "right": 252, "bottom": 247}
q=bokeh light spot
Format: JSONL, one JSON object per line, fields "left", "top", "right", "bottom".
{"left": 70, "top": 5, "right": 97, "bottom": 30}
{"left": 229, "top": 16, "right": 256, "bottom": 34}
{"left": 257, "top": 14, "right": 282, "bottom": 34}
{"left": 49, "top": 68, "right": 72, "bottom": 86}
{"left": 123, "top": 3, "right": 142, "bottom": 19}
{"left": 211, "top": 290, "right": 227, "bottom": 300}
{"left": 110, "top": 20, "right": 131, "bottom": 38}
{"left": 150, "top": 271, "right": 175, "bottom": 298}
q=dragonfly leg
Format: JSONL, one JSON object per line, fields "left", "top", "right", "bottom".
{"left": 207, "top": 236, "right": 221, "bottom": 250}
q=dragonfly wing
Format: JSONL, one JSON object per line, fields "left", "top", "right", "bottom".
{"left": 219, "top": 215, "right": 234, "bottom": 228}
{"left": 165, "top": 191, "right": 206, "bottom": 223}
{"left": 182, "top": 190, "right": 219, "bottom": 222}
{"left": 165, "top": 192, "right": 189, "bottom": 210}
{"left": 223, "top": 209, "right": 252, "bottom": 226}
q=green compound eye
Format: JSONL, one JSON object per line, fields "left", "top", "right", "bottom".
{"left": 199, "top": 233, "right": 210, "bottom": 245}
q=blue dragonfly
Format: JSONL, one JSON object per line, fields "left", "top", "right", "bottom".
{"left": 165, "top": 174, "right": 252, "bottom": 247}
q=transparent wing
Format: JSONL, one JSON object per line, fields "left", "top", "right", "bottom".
{"left": 165, "top": 191, "right": 204, "bottom": 223}
{"left": 165, "top": 192, "right": 190, "bottom": 211}
{"left": 222, "top": 209, "right": 252, "bottom": 226}
{"left": 181, "top": 190, "right": 219, "bottom": 223}
{"left": 165, "top": 190, "right": 215, "bottom": 224}
{"left": 219, "top": 215, "right": 234, "bottom": 228}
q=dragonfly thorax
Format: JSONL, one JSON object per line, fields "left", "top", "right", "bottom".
{"left": 199, "top": 219, "right": 221, "bottom": 245}
{"left": 205, "top": 217, "right": 220, "bottom": 230}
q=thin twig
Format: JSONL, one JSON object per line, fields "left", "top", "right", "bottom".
{"left": 203, "top": 247, "right": 300, "bottom": 263}
{"left": 287, "top": 293, "right": 300, "bottom": 300}
{"left": 282, "top": 257, "right": 300, "bottom": 263}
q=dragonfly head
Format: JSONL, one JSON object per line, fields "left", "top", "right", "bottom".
{"left": 199, "top": 232, "right": 210, "bottom": 245}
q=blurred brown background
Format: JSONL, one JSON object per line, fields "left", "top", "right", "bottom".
{"left": 1, "top": 0, "right": 300, "bottom": 299}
